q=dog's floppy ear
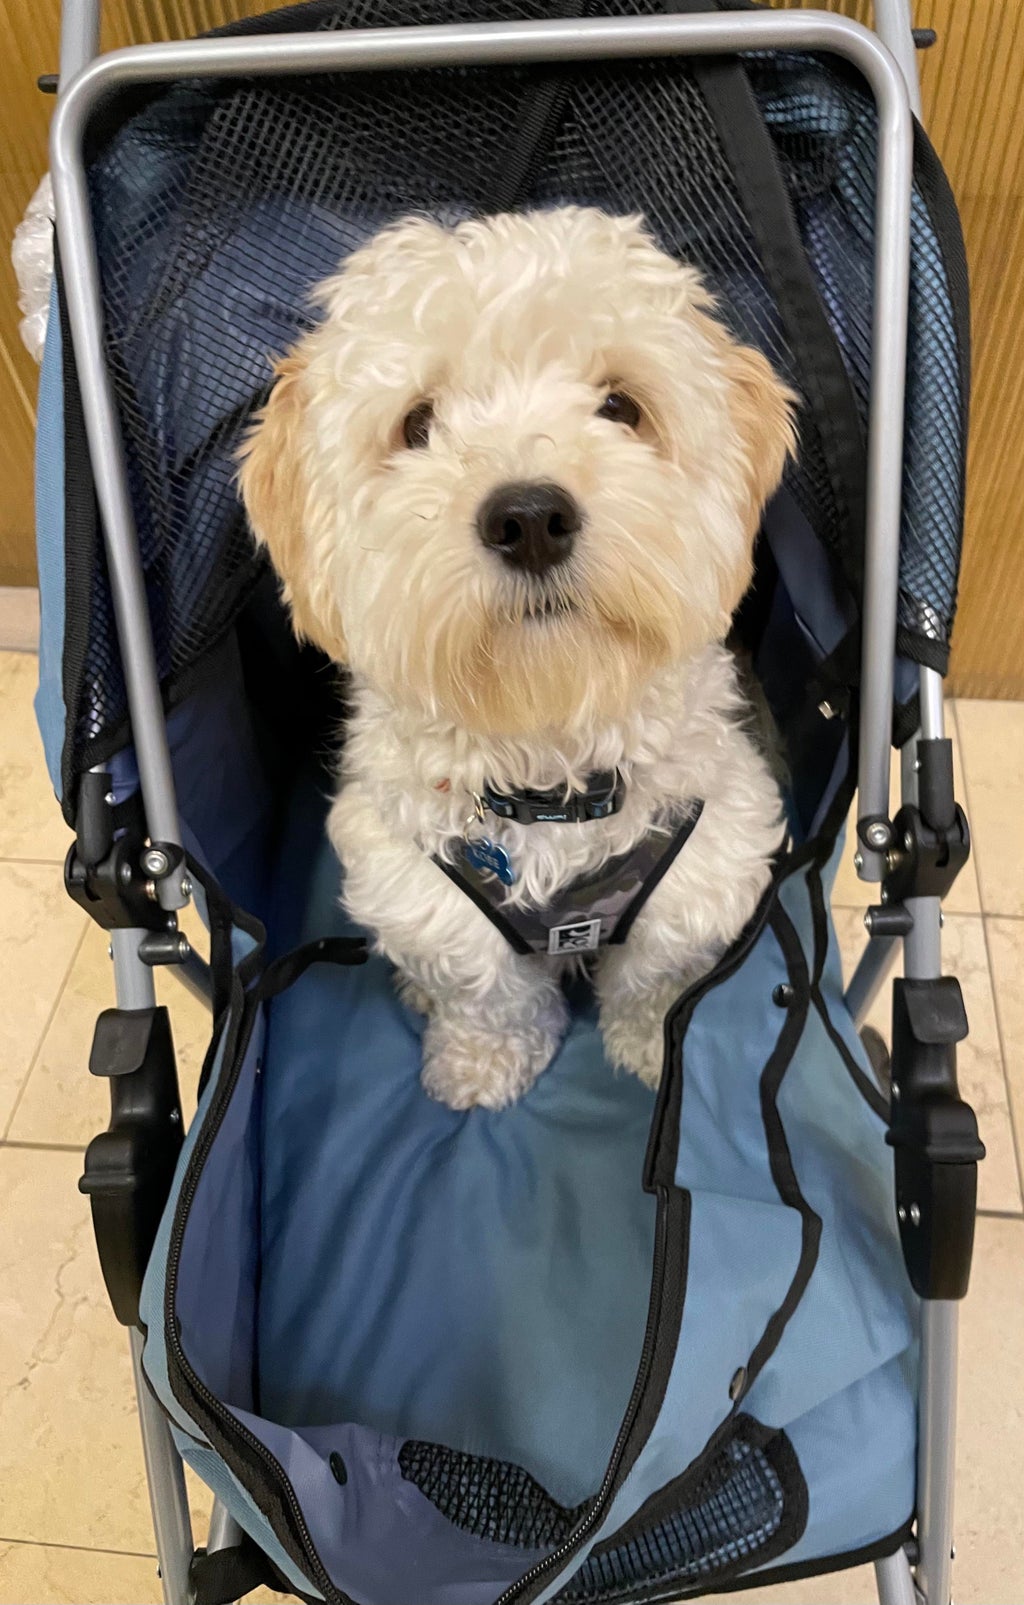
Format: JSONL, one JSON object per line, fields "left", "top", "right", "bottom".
{"left": 722, "top": 337, "right": 798, "bottom": 545}
{"left": 712, "top": 331, "right": 798, "bottom": 620}
{"left": 238, "top": 352, "right": 347, "bottom": 661}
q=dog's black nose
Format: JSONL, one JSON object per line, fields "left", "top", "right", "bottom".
{"left": 477, "top": 481, "right": 581, "bottom": 574}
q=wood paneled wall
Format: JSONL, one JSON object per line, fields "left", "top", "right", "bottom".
{"left": 1, "top": 2, "right": 1022, "bottom": 693}
{"left": 0, "top": 0, "right": 282, "bottom": 585}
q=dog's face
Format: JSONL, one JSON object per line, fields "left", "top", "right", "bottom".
{"left": 239, "top": 207, "right": 795, "bottom": 737}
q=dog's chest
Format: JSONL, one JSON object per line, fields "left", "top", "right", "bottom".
{"left": 437, "top": 803, "right": 703, "bottom": 957}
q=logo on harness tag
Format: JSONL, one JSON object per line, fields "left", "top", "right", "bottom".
{"left": 548, "top": 919, "right": 602, "bottom": 955}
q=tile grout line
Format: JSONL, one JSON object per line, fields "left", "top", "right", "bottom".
{"left": 0, "top": 855, "right": 72, "bottom": 867}
{"left": 832, "top": 899, "right": 1024, "bottom": 924}
{"left": 978, "top": 914, "right": 1024, "bottom": 1206}
{"left": 951, "top": 701, "right": 1024, "bottom": 1206}
{"left": 1, "top": 921, "right": 90, "bottom": 1143}
{"left": 0, "top": 1536, "right": 157, "bottom": 1561}
{"left": 1, "top": 1139, "right": 86, "bottom": 1154}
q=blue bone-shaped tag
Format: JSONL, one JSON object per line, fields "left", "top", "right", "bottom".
{"left": 463, "top": 837, "right": 516, "bottom": 886}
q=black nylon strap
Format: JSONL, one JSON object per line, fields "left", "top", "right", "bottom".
{"left": 256, "top": 934, "right": 368, "bottom": 1001}
{"left": 666, "top": 0, "right": 868, "bottom": 605}
{"left": 177, "top": 853, "right": 267, "bottom": 1026}
{"left": 488, "top": 0, "right": 587, "bottom": 211}
{"left": 190, "top": 1537, "right": 281, "bottom": 1605}
{"left": 435, "top": 856, "right": 534, "bottom": 955}
{"left": 613, "top": 802, "right": 705, "bottom": 945}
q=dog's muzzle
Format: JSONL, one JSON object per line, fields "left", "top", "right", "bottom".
{"left": 476, "top": 480, "right": 580, "bottom": 575}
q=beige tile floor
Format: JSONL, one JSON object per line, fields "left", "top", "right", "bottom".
{"left": 0, "top": 647, "right": 1022, "bottom": 1604}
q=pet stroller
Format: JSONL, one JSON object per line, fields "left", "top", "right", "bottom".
{"left": 34, "top": 1, "right": 979, "bottom": 1601}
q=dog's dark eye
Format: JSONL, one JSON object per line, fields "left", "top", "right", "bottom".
{"left": 402, "top": 400, "right": 434, "bottom": 449}
{"left": 596, "top": 391, "right": 642, "bottom": 430}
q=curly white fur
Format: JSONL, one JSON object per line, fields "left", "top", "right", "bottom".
{"left": 239, "top": 207, "right": 796, "bottom": 1108}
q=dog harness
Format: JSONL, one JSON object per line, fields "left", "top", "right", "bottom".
{"left": 434, "top": 772, "right": 705, "bottom": 956}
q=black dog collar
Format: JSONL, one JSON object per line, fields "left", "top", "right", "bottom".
{"left": 481, "top": 769, "right": 625, "bottom": 826}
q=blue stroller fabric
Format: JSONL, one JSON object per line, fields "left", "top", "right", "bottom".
{"left": 136, "top": 822, "right": 917, "bottom": 1605}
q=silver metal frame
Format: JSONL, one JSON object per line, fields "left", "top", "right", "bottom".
{"left": 49, "top": 5, "right": 958, "bottom": 1603}
{"left": 114, "top": 918, "right": 195, "bottom": 1605}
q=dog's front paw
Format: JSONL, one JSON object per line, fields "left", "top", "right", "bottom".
{"left": 395, "top": 973, "right": 434, "bottom": 1018}
{"left": 599, "top": 1002, "right": 666, "bottom": 1090}
{"left": 421, "top": 1009, "right": 566, "bottom": 1111}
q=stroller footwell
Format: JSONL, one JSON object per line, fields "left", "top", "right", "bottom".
{"left": 255, "top": 942, "right": 658, "bottom": 1514}
{"left": 145, "top": 818, "right": 919, "bottom": 1605}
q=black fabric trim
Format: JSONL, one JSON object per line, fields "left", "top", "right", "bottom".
{"left": 743, "top": 901, "right": 822, "bottom": 1395}
{"left": 504, "top": 1185, "right": 689, "bottom": 1605}
{"left": 164, "top": 972, "right": 352, "bottom": 1605}
{"left": 490, "top": 0, "right": 586, "bottom": 210}
{"left": 555, "top": 1420, "right": 807, "bottom": 1605}
{"left": 673, "top": 0, "right": 868, "bottom": 603}
{"left": 190, "top": 1534, "right": 308, "bottom": 1605}
{"left": 183, "top": 851, "right": 265, "bottom": 1066}
{"left": 807, "top": 862, "right": 828, "bottom": 990}
{"left": 645, "top": 872, "right": 780, "bottom": 1192}
{"left": 613, "top": 806, "right": 705, "bottom": 945}
{"left": 897, "top": 626, "right": 950, "bottom": 677}
{"left": 54, "top": 246, "right": 101, "bottom": 827}
{"left": 591, "top": 1415, "right": 806, "bottom": 1567}
{"left": 890, "top": 122, "right": 969, "bottom": 674}
{"left": 434, "top": 856, "right": 535, "bottom": 955}
{"left": 912, "top": 118, "right": 971, "bottom": 453}
{"left": 611, "top": 1185, "right": 690, "bottom": 1492}
{"left": 812, "top": 989, "right": 889, "bottom": 1122}
{"left": 159, "top": 874, "right": 353, "bottom": 1604}
{"left": 692, "top": 1519, "right": 914, "bottom": 1596}
{"left": 893, "top": 692, "right": 922, "bottom": 751}
{"left": 804, "top": 859, "right": 890, "bottom": 1121}
{"left": 648, "top": 770, "right": 860, "bottom": 1200}
{"left": 256, "top": 934, "right": 368, "bottom": 1001}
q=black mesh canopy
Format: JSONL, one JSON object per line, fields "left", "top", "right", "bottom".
{"left": 60, "top": 0, "right": 969, "bottom": 811}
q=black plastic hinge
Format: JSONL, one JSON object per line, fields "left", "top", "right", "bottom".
{"left": 37, "top": 72, "right": 59, "bottom": 93}
{"left": 79, "top": 1007, "right": 183, "bottom": 1326}
{"left": 64, "top": 772, "right": 182, "bottom": 932}
{"left": 887, "top": 977, "right": 984, "bottom": 1299}
{"left": 882, "top": 739, "right": 971, "bottom": 906}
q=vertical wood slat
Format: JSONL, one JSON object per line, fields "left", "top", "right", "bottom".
{"left": 2, "top": 2, "right": 1022, "bottom": 695}
{"left": 0, "top": 0, "right": 284, "bottom": 584}
{"left": 0, "top": 0, "right": 61, "bottom": 583}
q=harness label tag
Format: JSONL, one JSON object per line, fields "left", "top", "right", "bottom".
{"left": 548, "top": 919, "right": 602, "bottom": 955}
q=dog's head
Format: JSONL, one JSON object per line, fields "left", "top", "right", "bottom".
{"left": 239, "top": 207, "right": 796, "bottom": 737}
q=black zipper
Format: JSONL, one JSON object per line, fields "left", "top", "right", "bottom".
{"left": 162, "top": 918, "right": 726, "bottom": 1605}
{"left": 164, "top": 967, "right": 679, "bottom": 1605}
{"left": 161, "top": 940, "right": 720, "bottom": 1605}
{"left": 500, "top": 870, "right": 792, "bottom": 1604}
{"left": 163, "top": 987, "right": 345, "bottom": 1605}
{"left": 494, "top": 1185, "right": 673, "bottom": 1605}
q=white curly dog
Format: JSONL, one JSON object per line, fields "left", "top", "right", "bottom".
{"left": 240, "top": 206, "right": 795, "bottom": 1110}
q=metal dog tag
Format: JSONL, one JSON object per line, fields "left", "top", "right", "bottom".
{"left": 463, "top": 837, "right": 516, "bottom": 886}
